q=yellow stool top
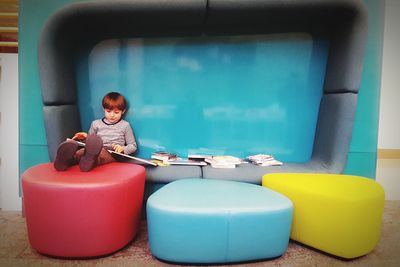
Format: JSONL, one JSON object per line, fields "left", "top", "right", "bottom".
{"left": 263, "top": 173, "right": 384, "bottom": 200}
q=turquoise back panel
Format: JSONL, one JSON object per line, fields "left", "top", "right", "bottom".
{"left": 19, "top": 0, "right": 384, "bottom": 178}
{"left": 76, "top": 34, "right": 328, "bottom": 160}
{"left": 344, "top": 0, "right": 385, "bottom": 178}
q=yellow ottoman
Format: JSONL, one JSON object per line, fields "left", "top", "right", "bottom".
{"left": 262, "top": 173, "right": 384, "bottom": 259}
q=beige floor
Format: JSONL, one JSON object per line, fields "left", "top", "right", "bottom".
{"left": 0, "top": 201, "right": 399, "bottom": 267}
{"left": 376, "top": 158, "right": 400, "bottom": 200}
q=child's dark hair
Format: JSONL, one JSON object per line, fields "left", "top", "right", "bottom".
{"left": 102, "top": 92, "right": 127, "bottom": 111}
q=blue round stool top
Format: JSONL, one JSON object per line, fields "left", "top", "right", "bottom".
{"left": 147, "top": 178, "right": 293, "bottom": 264}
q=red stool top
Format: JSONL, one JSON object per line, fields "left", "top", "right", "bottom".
{"left": 23, "top": 162, "right": 145, "bottom": 187}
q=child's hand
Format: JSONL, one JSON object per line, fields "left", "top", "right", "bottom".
{"left": 112, "top": 144, "right": 124, "bottom": 153}
{"left": 72, "top": 132, "right": 87, "bottom": 140}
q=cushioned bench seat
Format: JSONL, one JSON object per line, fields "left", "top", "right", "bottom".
{"left": 146, "top": 178, "right": 293, "bottom": 264}
{"left": 144, "top": 165, "right": 202, "bottom": 183}
{"left": 202, "top": 160, "right": 329, "bottom": 184}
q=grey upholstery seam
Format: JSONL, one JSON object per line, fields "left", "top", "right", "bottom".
{"left": 324, "top": 90, "right": 358, "bottom": 95}
{"left": 203, "top": 0, "right": 210, "bottom": 29}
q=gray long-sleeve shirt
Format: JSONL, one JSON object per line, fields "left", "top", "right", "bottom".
{"left": 88, "top": 118, "right": 137, "bottom": 155}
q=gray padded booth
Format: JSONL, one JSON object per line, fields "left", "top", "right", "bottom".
{"left": 38, "top": 0, "right": 367, "bottom": 184}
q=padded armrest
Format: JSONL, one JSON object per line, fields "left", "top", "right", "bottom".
{"left": 43, "top": 105, "right": 81, "bottom": 161}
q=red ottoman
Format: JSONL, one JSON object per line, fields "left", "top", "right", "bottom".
{"left": 22, "top": 162, "right": 145, "bottom": 258}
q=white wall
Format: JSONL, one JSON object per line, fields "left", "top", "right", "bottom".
{"left": 0, "top": 54, "right": 21, "bottom": 211}
{"left": 379, "top": 0, "right": 400, "bottom": 149}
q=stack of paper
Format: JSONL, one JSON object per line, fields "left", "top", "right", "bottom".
{"left": 151, "top": 151, "right": 180, "bottom": 163}
{"left": 205, "top": 155, "right": 242, "bottom": 168}
{"left": 247, "top": 154, "right": 282, "bottom": 166}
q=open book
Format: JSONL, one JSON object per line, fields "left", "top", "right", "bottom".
{"left": 205, "top": 155, "right": 242, "bottom": 168}
{"left": 67, "top": 138, "right": 158, "bottom": 166}
{"left": 247, "top": 154, "right": 283, "bottom": 166}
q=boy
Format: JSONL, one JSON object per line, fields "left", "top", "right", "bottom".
{"left": 54, "top": 92, "right": 137, "bottom": 171}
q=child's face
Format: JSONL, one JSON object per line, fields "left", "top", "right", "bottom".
{"left": 104, "top": 108, "right": 125, "bottom": 124}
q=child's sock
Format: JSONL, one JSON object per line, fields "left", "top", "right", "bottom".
{"left": 54, "top": 140, "right": 79, "bottom": 171}
{"left": 79, "top": 134, "right": 103, "bottom": 172}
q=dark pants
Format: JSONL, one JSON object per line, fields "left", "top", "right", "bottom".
{"left": 74, "top": 148, "right": 116, "bottom": 166}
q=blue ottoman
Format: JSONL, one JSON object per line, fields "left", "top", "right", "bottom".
{"left": 146, "top": 179, "right": 293, "bottom": 263}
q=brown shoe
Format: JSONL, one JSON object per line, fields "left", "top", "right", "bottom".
{"left": 54, "top": 140, "right": 79, "bottom": 171}
{"left": 79, "top": 134, "right": 103, "bottom": 172}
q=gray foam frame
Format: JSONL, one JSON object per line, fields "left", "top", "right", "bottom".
{"left": 38, "top": 0, "right": 367, "bottom": 180}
